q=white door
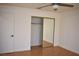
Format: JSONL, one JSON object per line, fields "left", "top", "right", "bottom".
{"left": 0, "top": 14, "right": 14, "bottom": 53}
{"left": 14, "top": 15, "right": 27, "bottom": 51}
{"left": 43, "top": 18, "right": 54, "bottom": 44}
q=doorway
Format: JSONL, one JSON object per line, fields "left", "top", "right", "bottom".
{"left": 31, "top": 17, "right": 43, "bottom": 47}
{"left": 31, "top": 16, "right": 55, "bottom": 48}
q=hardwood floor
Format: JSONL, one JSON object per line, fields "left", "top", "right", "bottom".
{"left": 0, "top": 46, "right": 79, "bottom": 56}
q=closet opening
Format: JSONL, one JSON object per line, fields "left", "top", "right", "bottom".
{"left": 31, "top": 16, "right": 55, "bottom": 49}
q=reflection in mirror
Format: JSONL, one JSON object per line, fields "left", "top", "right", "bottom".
{"left": 42, "top": 18, "right": 54, "bottom": 48}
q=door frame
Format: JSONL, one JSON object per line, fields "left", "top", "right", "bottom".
{"left": 31, "top": 16, "right": 55, "bottom": 47}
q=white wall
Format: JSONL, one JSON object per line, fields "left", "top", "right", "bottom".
{"left": 60, "top": 10, "right": 79, "bottom": 54}
{"left": 0, "top": 6, "right": 61, "bottom": 52}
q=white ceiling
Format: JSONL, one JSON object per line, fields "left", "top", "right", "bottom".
{"left": 0, "top": 3, "right": 79, "bottom": 12}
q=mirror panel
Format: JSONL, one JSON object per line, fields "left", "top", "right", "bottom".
{"left": 43, "top": 18, "right": 54, "bottom": 48}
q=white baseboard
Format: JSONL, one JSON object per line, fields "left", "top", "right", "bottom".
{"left": 59, "top": 45, "right": 79, "bottom": 55}
{"left": 0, "top": 48, "right": 30, "bottom": 54}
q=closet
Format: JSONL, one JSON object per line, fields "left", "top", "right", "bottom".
{"left": 0, "top": 14, "right": 14, "bottom": 53}
{"left": 31, "top": 17, "right": 43, "bottom": 46}
{"left": 31, "top": 17, "right": 54, "bottom": 48}
{"left": 0, "top": 14, "right": 27, "bottom": 53}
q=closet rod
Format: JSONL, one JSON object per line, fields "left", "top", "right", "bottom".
{"left": 31, "top": 23, "right": 43, "bottom": 24}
